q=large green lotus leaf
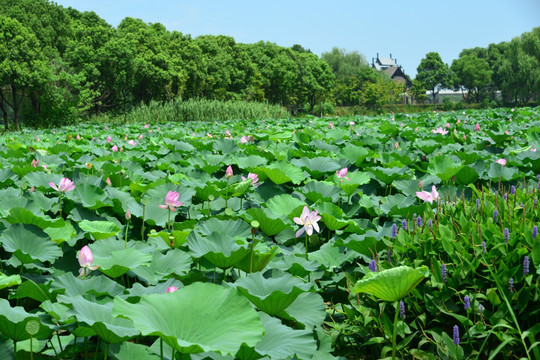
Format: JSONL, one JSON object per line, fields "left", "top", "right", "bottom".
{"left": 0, "top": 168, "right": 16, "bottom": 186}
{"left": 380, "top": 194, "right": 423, "bottom": 217}
{"left": 299, "top": 181, "right": 341, "bottom": 203}
{"left": 235, "top": 242, "right": 280, "bottom": 273}
{"left": 106, "top": 187, "right": 144, "bottom": 218}
{"left": 234, "top": 155, "right": 268, "bottom": 170}
{"left": 0, "top": 224, "right": 61, "bottom": 264}
{"left": 367, "top": 167, "right": 406, "bottom": 185}
{"left": 454, "top": 166, "right": 480, "bottom": 185}
{"left": 93, "top": 248, "right": 152, "bottom": 279}
{"left": 27, "top": 191, "right": 57, "bottom": 212}
{"left": 51, "top": 273, "right": 125, "bottom": 298}
{"left": 427, "top": 155, "right": 463, "bottom": 181}
{"left": 260, "top": 163, "right": 304, "bottom": 185}
{"left": 516, "top": 150, "right": 540, "bottom": 173}
{"left": 234, "top": 272, "right": 314, "bottom": 315}
{"left": 415, "top": 139, "right": 440, "bottom": 154}
{"left": 10, "top": 280, "right": 52, "bottom": 303}
{"left": 213, "top": 139, "right": 239, "bottom": 154}
{"left": 0, "top": 273, "right": 21, "bottom": 290}
{"left": 243, "top": 208, "right": 289, "bottom": 236}
{"left": 337, "top": 145, "right": 369, "bottom": 165}
{"left": 187, "top": 232, "right": 250, "bottom": 269}
{"left": 196, "top": 218, "right": 251, "bottom": 238}
{"left": 353, "top": 266, "right": 429, "bottom": 301}
{"left": 308, "top": 138, "right": 339, "bottom": 153}
{"left": 113, "top": 282, "right": 264, "bottom": 355}
{"left": 309, "top": 241, "right": 356, "bottom": 270}
{"left": 251, "top": 313, "right": 317, "bottom": 360}
{"left": 393, "top": 179, "right": 424, "bottom": 197}
{"left": 61, "top": 295, "right": 139, "bottom": 344}
{"left": 125, "top": 279, "right": 183, "bottom": 299}
{"left": 5, "top": 207, "right": 76, "bottom": 244}
{"left": 279, "top": 292, "right": 326, "bottom": 329}
{"left": 290, "top": 157, "right": 341, "bottom": 179}
{"left": 130, "top": 249, "right": 192, "bottom": 285}
{"left": 266, "top": 194, "right": 305, "bottom": 219}
{"left": 486, "top": 162, "right": 518, "bottom": 181}
{"left": 0, "top": 298, "right": 52, "bottom": 341}
{"left": 72, "top": 183, "right": 111, "bottom": 210}
{"left": 78, "top": 220, "right": 121, "bottom": 240}
{"left": 22, "top": 171, "right": 60, "bottom": 190}
{"left": 313, "top": 201, "right": 349, "bottom": 231}
{"left": 110, "top": 341, "right": 160, "bottom": 360}
{"left": 336, "top": 231, "right": 387, "bottom": 258}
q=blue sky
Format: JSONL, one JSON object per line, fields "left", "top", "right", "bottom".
{"left": 53, "top": 0, "right": 539, "bottom": 77}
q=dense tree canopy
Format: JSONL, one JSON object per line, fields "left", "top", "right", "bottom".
{"left": 0, "top": 0, "right": 538, "bottom": 128}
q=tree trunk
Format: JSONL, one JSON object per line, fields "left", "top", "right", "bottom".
{"left": 11, "top": 85, "right": 20, "bottom": 131}
{"left": 0, "top": 89, "right": 9, "bottom": 131}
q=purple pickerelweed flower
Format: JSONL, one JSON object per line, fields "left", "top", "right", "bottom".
{"left": 493, "top": 210, "right": 498, "bottom": 223}
{"left": 369, "top": 259, "right": 377, "bottom": 272}
{"left": 417, "top": 216, "right": 422, "bottom": 227}
{"left": 476, "top": 198, "right": 480, "bottom": 212}
{"left": 464, "top": 296, "right": 471, "bottom": 310}
{"left": 453, "top": 325, "right": 460, "bottom": 345}
{"left": 524, "top": 256, "right": 529, "bottom": 276}
{"left": 508, "top": 278, "right": 514, "bottom": 291}
{"left": 533, "top": 226, "right": 538, "bottom": 239}
{"left": 392, "top": 223, "right": 397, "bottom": 238}
{"left": 478, "top": 304, "right": 485, "bottom": 316}
{"left": 481, "top": 241, "right": 486, "bottom": 253}
{"left": 504, "top": 228, "right": 509, "bottom": 244}
{"left": 402, "top": 219, "right": 408, "bottom": 231}
{"left": 399, "top": 301, "right": 406, "bottom": 319}
{"left": 428, "top": 219, "right": 433, "bottom": 229}
{"left": 511, "top": 185, "right": 516, "bottom": 195}
{"left": 504, "top": 194, "right": 508, "bottom": 202}
{"left": 441, "top": 263, "right": 447, "bottom": 282}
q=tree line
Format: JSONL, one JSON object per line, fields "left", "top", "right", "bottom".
{"left": 0, "top": 0, "right": 538, "bottom": 129}
{"left": 414, "top": 27, "right": 540, "bottom": 109}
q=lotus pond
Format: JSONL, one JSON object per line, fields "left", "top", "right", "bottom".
{"left": 0, "top": 107, "right": 539, "bottom": 359}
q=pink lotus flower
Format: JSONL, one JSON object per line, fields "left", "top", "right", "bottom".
{"left": 432, "top": 127, "right": 449, "bottom": 135}
{"left": 144, "top": 124, "right": 150, "bottom": 128}
{"left": 207, "top": 133, "right": 213, "bottom": 138}
{"left": 349, "top": 121, "right": 355, "bottom": 126}
{"left": 531, "top": 147, "right": 537, "bottom": 152}
{"left": 336, "top": 168, "right": 350, "bottom": 182}
{"left": 416, "top": 185, "right": 440, "bottom": 204}
{"left": 166, "top": 286, "right": 178, "bottom": 293}
{"left": 445, "top": 123, "right": 450, "bottom": 128}
{"left": 158, "top": 191, "right": 184, "bottom": 212}
{"left": 125, "top": 210, "right": 131, "bottom": 221}
{"left": 240, "top": 135, "right": 255, "bottom": 143}
{"left": 496, "top": 158, "right": 507, "bottom": 166}
{"left": 475, "top": 123, "right": 480, "bottom": 131}
{"left": 505, "top": 130, "right": 509, "bottom": 135}
{"left": 394, "top": 142, "right": 399, "bottom": 149}
{"left": 225, "top": 130, "right": 231, "bottom": 137}
{"left": 138, "top": 134, "right": 143, "bottom": 140}
{"left": 127, "top": 140, "right": 137, "bottom": 146}
{"left": 111, "top": 145, "right": 118, "bottom": 152}
{"left": 418, "top": 180, "right": 423, "bottom": 188}
{"left": 225, "top": 165, "right": 233, "bottom": 179}
{"left": 106, "top": 136, "right": 112, "bottom": 142}
{"left": 294, "top": 206, "right": 321, "bottom": 238}
{"left": 124, "top": 134, "right": 128, "bottom": 141}
{"left": 105, "top": 125, "right": 108, "bottom": 130}
{"left": 31, "top": 159, "right": 40, "bottom": 167}
{"left": 329, "top": 122, "right": 334, "bottom": 129}
{"left": 119, "top": 147, "right": 124, "bottom": 152}
{"left": 76, "top": 134, "right": 81, "bottom": 140}
{"left": 78, "top": 245, "right": 99, "bottom": 277}
{"left": 49, "top": 178, "right": 75, "bottom": 192}
{"left": 241, "top": 172, "right": 260, "bottom": 186}
{"left": 457, "top": 119, "right": 461, "bottom": 124}
{"left": 106, "top": 177, "right": 112, "bottom": 186}
{"left": 29, "top": 186, "right": 35, "bottom": 192}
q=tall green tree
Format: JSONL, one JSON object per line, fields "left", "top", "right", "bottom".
{"left": 451, "top": 54, "right": 492, "bottom": 105}
{"left": 0, "top": 16, "right": 49, "bottom": 130}
{"left": 415, "top": 52, "right": 452, "bottom": 109}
